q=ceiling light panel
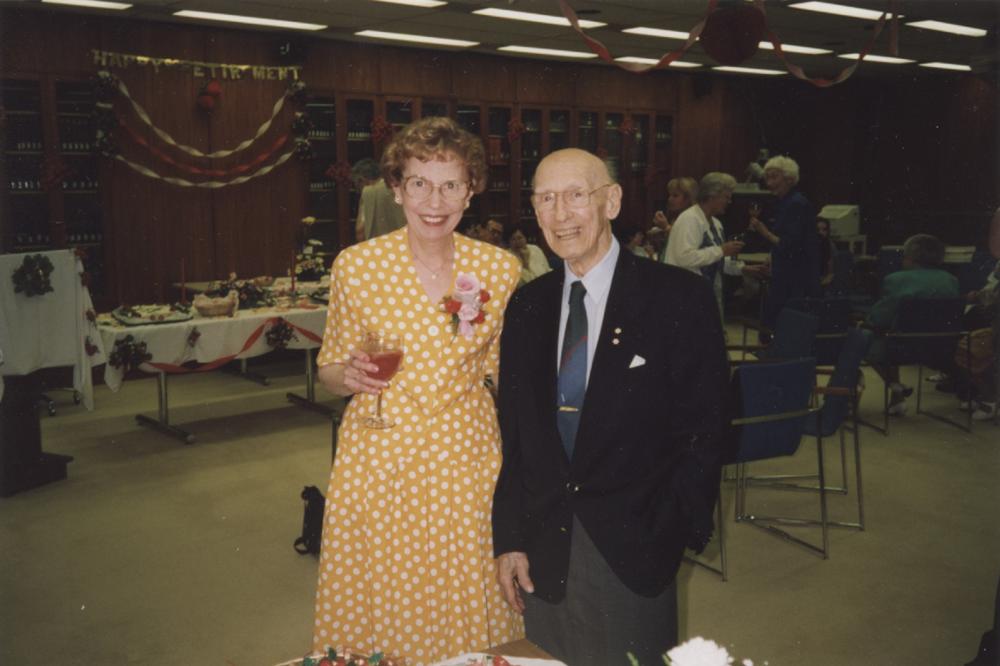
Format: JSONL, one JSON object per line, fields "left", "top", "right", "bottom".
{"left": 905, "top": 20, "right": 987, "bottom": 38}
{"left": 369, "top": 0, "right": 447, "bottom": 7}
{"left": 919, "top": 62, "right": 972, "bottom": 72}
{"left": 623, "top": 27, "right": 691, "bottom": 40}
{"left": 838, "top": 53, "right": 915, "bottom": 64}
{"left": 498, "top": 46, "right": 598, "bottom": 59}
{"left": 713, "top": 66, "right": 787, "bottom": 76}
{"left": 757, "top": 42, "right": 832, "bottom": 55}
{"left": 42, "top": 0, "right": 131, "bottom": 8}
{"left": 615, "top": 57, "right": 701, "bottom": 68}
{"left": 473, "top": 8, "right": 605, "bottom": 29}
{"left": 789, "top": 2, "right": 892, "bottom": 21}
{"left": 173, "top": 10, "right": 326, "bottom": 31}
{"left": 355, "top": 29, "right": 477, "bottom": 47}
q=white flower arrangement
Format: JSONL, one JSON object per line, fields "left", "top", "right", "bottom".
{"left": 627, "top": 637, "right": 760, "bottom": 666}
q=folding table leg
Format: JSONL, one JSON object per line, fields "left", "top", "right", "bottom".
{"left": 287, "top": 349, "right": 333, "bottom": 416}
{"left": 135, "top": 371, "right": 195, "bottom": 443}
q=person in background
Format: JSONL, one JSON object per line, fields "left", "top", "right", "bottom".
{"left": 494, "top": 148, "right": 729, "bottom": 666}
{"left": 351, "top": 158, "right": 380, "bottom": 242}
{"left": 618, "top": 226, "right": 653, "bottom": 260}
{"left": 865, "top": 234, "right": 960, "bottom": 416}
{"left": 664, "top": 172, "right": 765, "bottom": 318}
{"left": 484, "top": 218, "right": 505, "bottom": 247}
{"left": 506, "top": 226, "right": 551, "bottom": 286}
{"left": 817, "top": 218, "right": 837, "bottom": 290}
{"left": 313, "top": 117, "right": 523, "bottom": 664}
{"left": 654, "top": 176, "right": 699, "bottom": 231}
{"left": 749, "top": 156, "right": 821, "bottom": 329}
{"left": 353, "top": 157, "right": 408, "bottom": 242}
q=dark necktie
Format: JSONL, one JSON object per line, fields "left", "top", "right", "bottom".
{"left": 557, "top": 281, "right": 588, "bottom": 459}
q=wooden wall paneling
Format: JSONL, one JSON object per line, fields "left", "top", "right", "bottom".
{"left": 307, "top": 42, "right": 381, "bottom": 93}
{"left": 450, "top": 54, "right": 516, "bottom": 102}
{"left": 513, "top": 60, "right": 577, "bottom": 106}
{"left": 378, "top": 49, "right": 451, "bottom": 98}
{"left": 0, "top": 9, "right": 44, "bottom": 75}
{"left": 673, "top": 75, "right": 725, "bottom": 184}
{"left": 205, "top": 29, "right": 304, "bottom": 283}
{"left": 101, "top": 21, "right": 216, "bottom": 302}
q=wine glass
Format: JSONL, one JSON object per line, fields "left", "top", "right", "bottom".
{"left": 748, "top": 201, "right": 762, "bottom": 221}
{"left": 362, "top": 331, "right": 403, "bottom": 429}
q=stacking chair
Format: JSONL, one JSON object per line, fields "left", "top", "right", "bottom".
{"left": 729, "top": 357, "right": 831, "bottom": 558}
{"left": 733, "top": 307, "right": 819, "bottom": 361}
{"left": 742, "top": 328, "right": 872, "bottom": 534}
{"left": 687, "top": 357, "right": 818, "bottom": 579}
{"left": 874, "top": 298, "right": 971, "bottom": 435}
{"left": 786, "top": 297, "right": 853, "bottom": 366}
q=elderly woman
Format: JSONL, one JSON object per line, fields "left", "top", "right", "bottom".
{"left": 749, "top": 155, "right": 821, "bottom": 328}
{"left": 664, "top": 171, "right": 762, "bottom": 317}
{"left": 313, "top": 117, "right": 523, "bottom": 663}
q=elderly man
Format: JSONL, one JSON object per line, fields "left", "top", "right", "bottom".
{"left": 664, "top": 171, "right": 764, "bottom": 318}
{"left": 866, "top": 233, "right": 959, "bottom": 415}
{"left": 493, "top": 148, "right": 730, "bottom": 666}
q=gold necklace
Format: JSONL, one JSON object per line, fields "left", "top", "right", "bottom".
{"left": 410, "top": 245, "right": 454, "bottom": 280}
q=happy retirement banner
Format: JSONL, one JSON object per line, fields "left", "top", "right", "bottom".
{"left": 91, "top": 49, "right": 302, "bottom": 81}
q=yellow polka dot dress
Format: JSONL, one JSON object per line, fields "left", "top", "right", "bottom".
{"left": 313, "top": 228, "right": 524, "bottom": 665}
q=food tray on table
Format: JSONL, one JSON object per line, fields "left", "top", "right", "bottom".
{"left": 112, "top": 304, "right": 193, "bottom": 326}
{"left": 309, "top": 286, "right": 329, "bottom": 304}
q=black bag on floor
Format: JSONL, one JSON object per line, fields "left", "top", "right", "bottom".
{"left": 294, "top": 485, "right": 325, "bottom": 556}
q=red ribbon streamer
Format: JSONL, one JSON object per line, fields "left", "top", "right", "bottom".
{"left": 556, "top": 0, "right": 901, "bottom": 88}
{"left": 147, "top": 317, "right": 321, "bottom": 375}
{"left": 120, "top": 120, "right": 289, "bottom": 177}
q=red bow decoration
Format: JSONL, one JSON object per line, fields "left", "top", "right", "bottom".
{"left": 507, "top": 119, "right": 526, "bottom": 143}
{"left": 325, "top": 160, "right": 353, "bottom": 189}
{"left": 371, "top": 116, "right": 394, "bottom": 145}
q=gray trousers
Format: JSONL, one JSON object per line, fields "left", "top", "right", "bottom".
{"left": 523, "top": 518, "right": 678, "bottom": 666}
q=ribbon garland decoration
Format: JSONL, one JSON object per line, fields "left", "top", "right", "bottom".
{"left": 106, "top": 72, "right": 295, "bottom": 159}
{"left": 143, "top": 317, "right": 321, "bottom": 374}
{"left": 112, "top": 149, "right": 296, "bottom": 189}
{"left": 555, "top": 0, "right": 901, "bottom": 88}
{"left": 119, "top": 120, "right": 291, "bottom": 178}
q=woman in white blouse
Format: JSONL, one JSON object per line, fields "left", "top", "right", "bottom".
{"left": 664, "top": 172, "right": 764, "bottom": 317}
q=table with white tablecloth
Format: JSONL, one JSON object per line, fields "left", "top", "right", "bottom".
{"left": 0, "top": 249, "right": 107, "bottom": 495}
{"left": 97, "top": 303, "right": 329, "bottom": 442}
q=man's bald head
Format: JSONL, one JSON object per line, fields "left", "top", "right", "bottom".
{"left": 534, "top": 148, "right": 615, "bottom": 191}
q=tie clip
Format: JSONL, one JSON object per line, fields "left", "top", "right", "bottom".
{"left": 559, "top": 406, "right": 580, "bottom": 412}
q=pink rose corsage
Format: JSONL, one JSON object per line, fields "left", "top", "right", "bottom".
{"left": 441, "top": 272, "right": 490, "bottom": 339}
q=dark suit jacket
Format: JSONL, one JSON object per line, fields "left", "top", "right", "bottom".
{"left": 492, "top": 248, "right": 729, "bottom": 602}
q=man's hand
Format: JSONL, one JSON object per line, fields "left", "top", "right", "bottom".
{"left": 496, "top": 552, "right": 534, "bottom": 614}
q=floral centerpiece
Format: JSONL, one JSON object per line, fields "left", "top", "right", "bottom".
{"left": 205, "top": 273, "right": 275, "bottom": 308}
{"left": 441, "top": 272, "right": 490, "bottom": 340}
{"left": 628, "top": 637, "right": 757, "bottom": 666}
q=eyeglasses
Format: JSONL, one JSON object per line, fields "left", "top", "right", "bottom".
{"left": 531, "top": 184, "right": 612, "bottom": 212}
{"left": 402, "top": 175, "right": 470, "bottom": 202}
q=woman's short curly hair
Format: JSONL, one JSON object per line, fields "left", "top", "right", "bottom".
{"left": 380, "top": 116, "right": 487, "bottom": 194}
{"left": 763, "top": 155, "right": 800, "bottom": 185}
